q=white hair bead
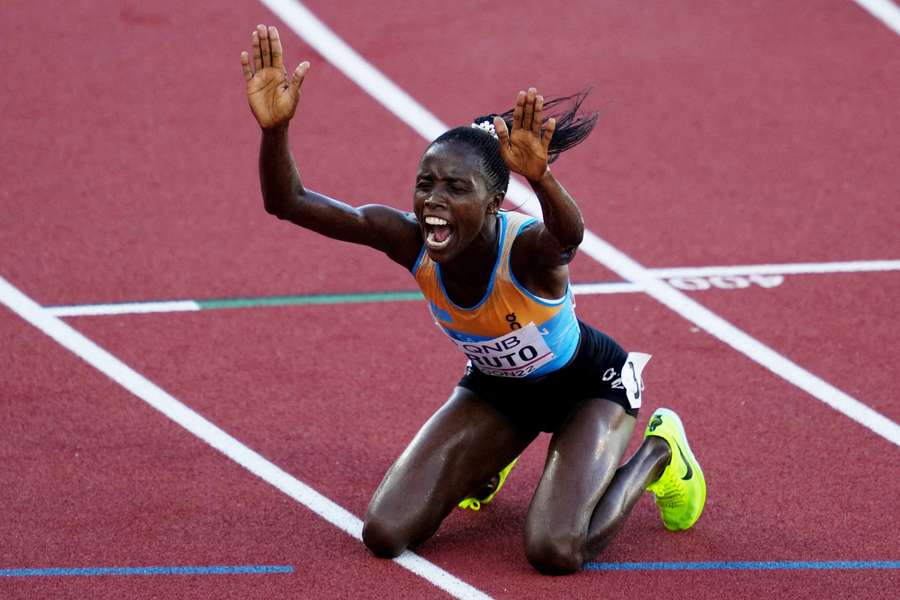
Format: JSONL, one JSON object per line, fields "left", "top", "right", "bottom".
{"left": 471, "top": 120, "right": 498, "bottom": 139}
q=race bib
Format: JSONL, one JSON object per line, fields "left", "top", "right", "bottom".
{"left": 451, "top": 323, "right": 554, "bottom": 378}
{"left": 621, "top": 352, "right": 652, "bottom": 409}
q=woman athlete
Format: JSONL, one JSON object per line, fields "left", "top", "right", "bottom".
{"left": 241, "top": 24, "right": 706, "bottom": 574}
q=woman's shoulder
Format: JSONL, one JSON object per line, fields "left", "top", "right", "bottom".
{"left": 501, "top": 211, "right": 540, "bottom": 244}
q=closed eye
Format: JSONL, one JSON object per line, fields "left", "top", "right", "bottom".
{"left": 415, "top": 176, "right": 470, "bottom": 195}
{"left": 446, "top": 178, "right": 472, "bottom": 194}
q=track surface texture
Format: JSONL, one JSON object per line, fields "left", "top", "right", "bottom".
{"left": 2, "top": 0, "right": 898, "bottom": 599}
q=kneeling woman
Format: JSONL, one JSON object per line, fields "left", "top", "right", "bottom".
{"left": 240, "top": 24, "right": 706, "bottom": 574}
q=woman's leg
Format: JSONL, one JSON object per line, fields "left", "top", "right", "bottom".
{"left": 581, "top": 433, "right": 670, "bottom": 555}
{"left": 362, "top": 386, "right": 537, "bottom": 558}
{"left": 523, "top": 399, "right": 670, "bottom": 574}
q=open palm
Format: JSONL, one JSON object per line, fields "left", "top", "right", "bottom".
{"left": 495, "top": 88, "right": 556, "bottom": 182}
{"left": 241, "top": 25, "right": 309, "bottom": 130}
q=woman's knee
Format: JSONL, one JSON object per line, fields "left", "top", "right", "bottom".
{"left": 523, "top": 527, "right": 584, "bottom": 575}
{"left": 362, "top": 512, "right": 409, "bottom": 559}
{"left": 362, "top": 494, "right": 446, "bottom": 559}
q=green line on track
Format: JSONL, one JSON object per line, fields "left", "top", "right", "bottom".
{"left": 196, "top": 290, "right": 424, "bottom": 310}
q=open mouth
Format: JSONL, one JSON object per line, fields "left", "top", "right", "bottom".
{"left": 424, "top": 216, "right": 453, "bottom": 250}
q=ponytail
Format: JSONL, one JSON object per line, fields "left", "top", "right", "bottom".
{"left": 430, "top": 89, "right": 598, "bottom": 195}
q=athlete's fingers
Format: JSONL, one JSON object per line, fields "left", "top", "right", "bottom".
{"left": 258, "top": 24, "right": 271, "bottom": 68}
{"left": 532, "top": 94, "right": 544, "bottom": 136}
{"left": 269, "top": 26, "right": 284, "bottom": 70}
{"left": 289, "top": 61, "right": 310, "bottom": 99}
{"left": 512, "top": 90, "right": 525, "bottom": 130}
{"left": 251, "top": 30, "right": 262, "bottom": 71}
{"left": 494, "top": 116, "right": 510, "bottom": 150}
{"left": 541, "top": 117, "right": 556, "bottom": 151}
{"left": 240, "top": 51, "right": 253, "bottom": 81}
{"left": 522, "top": 88, "right": 536, "bottom": 131}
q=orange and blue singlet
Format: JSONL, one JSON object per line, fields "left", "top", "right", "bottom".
{"left": 412, "top": 211, "right": 580, "bottom": 379}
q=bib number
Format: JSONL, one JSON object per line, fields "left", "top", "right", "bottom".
{"left": 452, "top": 323, "right": 554, "bottom": 378}
{"left": 621, "top": 352, "right": 652, "bottom": 409}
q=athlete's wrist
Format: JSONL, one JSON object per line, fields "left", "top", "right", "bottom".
{"left": 261, "top": 122, "right": 291, "bottom": 137}
{"left": 528, "top": 167, "right": 554, "bottom": 188}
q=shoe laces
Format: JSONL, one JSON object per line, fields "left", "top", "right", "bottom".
{"left": 650, "top": 473, "right": 687, "bottom": 506}
{"left": 458, "top": 498, "right": 482, "bottom": 511}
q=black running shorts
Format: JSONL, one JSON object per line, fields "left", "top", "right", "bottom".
{"left": 457, "top": 320, "right": 640, "bottom": 434}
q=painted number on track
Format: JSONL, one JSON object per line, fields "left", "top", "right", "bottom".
{"left": 667, "top": 275, "right": 784, "bottom": 291}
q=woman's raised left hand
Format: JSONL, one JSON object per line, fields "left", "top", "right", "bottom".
{"left": 494, "top": 88, "right": 556, "bottom": 182}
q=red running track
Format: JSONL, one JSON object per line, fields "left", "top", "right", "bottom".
{"left": 0, "top": 311, "right": 439, "bottom": 600}
{"left": 2, "top": 0, "right": 899, "bottom": 598}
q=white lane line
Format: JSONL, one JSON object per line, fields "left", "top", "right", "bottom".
{"left": 852, "top": 0, "right": 900, "bottom": 35}
{"left": 263, "top": 0, "right": 900, "bottom": 448}
{"left": 45, "top": 282, "right": 643, "bottom": 317}
{"left": 650, "top": 259, "right": 900, "bottom": 278}
{"left": 40, "top": 260, "right": 899, "bottom": 317}
{"left": 0, "top": 276, "right": 491, "bottom": 600}
{"left": 572, "top": 282, "right": 644, "bottom": 295}
{"left": 576, "top": 237, "right": 900, "bottom": 446}
{"left": 46, "top": 301, "right": 201, "bottom": 318}
{"left": 259, "top": 0, "right": 445, "bottom": 142}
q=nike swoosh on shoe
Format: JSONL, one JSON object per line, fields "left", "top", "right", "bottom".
{"left": 675, "top": 441, "right": 693, "bottom": 480}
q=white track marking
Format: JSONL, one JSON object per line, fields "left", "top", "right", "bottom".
{"left": 40, "top": 260, "right": 899, "bottom": 317}
{"left": 258, "top": 0, "right": 445, "bottom": 142}
{"left": 571, "top": 282, "right": 644, "bottom": 295}
{"left": 852, "top": 0, "right": 900, "bottom": 35}
{"left": 0, "top": 276, "right": 491, "bottom": 600}
{"left": 46, "top": 301, "right": 201, "bottom": 317}
{"left": 45, "top": 282, "right": 644, "bottom": 317}
{"left": 650, "top": 259, "right": 900, "bottom": 278}
{"left": 574, "top": 236, "right": 900, "bottom": 446}
{"left": 262, "top": 0, "right": 900, "bottom": 448}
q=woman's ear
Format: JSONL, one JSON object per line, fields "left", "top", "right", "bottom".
{"left": 488, "top": 193, "right": 504, "bottom": 215}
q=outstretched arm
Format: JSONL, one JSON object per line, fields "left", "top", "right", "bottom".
{"left": 241, "top": 25, "right": 421, "bottom": 269}
{"left": 495, "top": 89, "right": 584, "bottom": 267}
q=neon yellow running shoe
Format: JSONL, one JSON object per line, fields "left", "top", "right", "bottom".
{"left": 644, "top": 408, "right": 706, "bottom": 531}
{"left": 458, "top": 458, "right": 518, "bottom": 511}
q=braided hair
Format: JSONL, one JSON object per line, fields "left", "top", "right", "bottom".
{"left": 428, "top": 90, "right": 598, "bottom": 197}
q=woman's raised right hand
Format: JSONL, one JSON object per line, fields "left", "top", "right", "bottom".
{"left": 241, "top": 25, "right": 309, "bottom": 130}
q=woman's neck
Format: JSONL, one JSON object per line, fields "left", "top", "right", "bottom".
{"left": 439, "top": 215, "right": 501, "bottom": 303}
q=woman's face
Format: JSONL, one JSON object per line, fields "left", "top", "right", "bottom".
{"left": 413, "top": 142, "right": 500, "bottom": 262}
